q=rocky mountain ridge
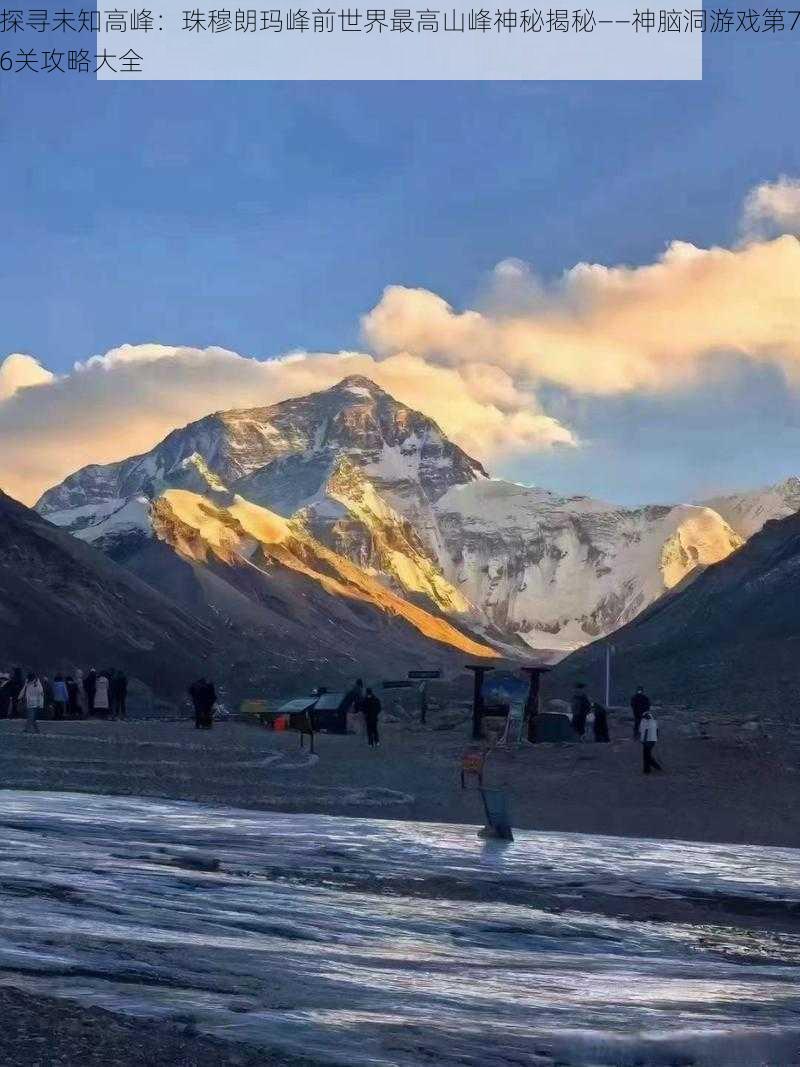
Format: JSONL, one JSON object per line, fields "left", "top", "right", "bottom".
{"left": 37, "top": 376, "right": 764, "bottom": 654}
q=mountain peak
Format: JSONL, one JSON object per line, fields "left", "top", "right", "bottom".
{"left": 329, "top": 374, "right": 386, "bottom": 398}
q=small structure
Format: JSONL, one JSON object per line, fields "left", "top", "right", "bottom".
{"left": 311, "top": 691, "right": 349, "bottom": 734}
{"left": 530, "top": 710, "right": 575, "bottom": 743}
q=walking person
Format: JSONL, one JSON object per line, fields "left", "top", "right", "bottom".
{"left": 592, "top": 701, "right": 610, "bottom": 742}
{"left": 571, "top": 682, "right": 591, "bottom": 740}
{"left": 639, "top": 709, "right": 663, "bottom": 774}
{"left": 52, "top": 675, "right": 69, "bottom": 720}
{"left": 22, "top": 672, "right": 44, "bottom": 734}
{"left": 94, "top": 672, "right": 110, "bottom": 719}
{"left": 631, "top": 686, "right": 651, "bottom": 740}
{"left": 363, "top": 687, "right": 381, "bottom": 748}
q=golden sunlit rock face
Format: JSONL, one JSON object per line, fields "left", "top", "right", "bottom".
{"left": 154, "top": 489, "right": 499, "bottom": 659}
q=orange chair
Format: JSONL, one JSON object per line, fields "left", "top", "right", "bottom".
{"left": 460, "top": 749, "right": 486, "bottom": 789}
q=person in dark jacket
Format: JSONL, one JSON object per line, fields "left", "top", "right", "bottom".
{"left": 571, "top": 683, "right": 591, "bottom": 739}
{"left": 592, "top": 701, "right": 610, "bottom": 742}
{"left": 630, "top": 686, "right": 651, "bottom": 739}
{"left": 110, "top": 670, "right": 128, "bottom": 720}
{"left": 0, "top": 674, "right": 11, "bottom": 719}
{"left": 189, "top": 678, "right": 216, "bottom": 729}
{"left": 200, "top": 679, "right": 216, "bottom": 729}
{"left": 66, "top": 676, "right": 80, "bottom": 718}
{"left": 83, "top": 669, "right": 97, "bottom": 716}
{"left": 9, "top": 668, "right": 24, "bottom": 717}
{"left": 52, "top": 675, "right": 68, "bottom": 720}
{"left": 363, "top": 688, "right": 381, "bottom": 748}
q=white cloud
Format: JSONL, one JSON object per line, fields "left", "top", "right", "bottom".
{"left": 742, "top": 176, "right": 800, "bottom": 239}
{"left": 363, "top": 234, "right": 800, "bottom": 395}
{"left": 5, "top": 177, "right": 800, "bottom": 508}
{"left": 0, "top": 345, "right": 574, "bottom": 505}
{"left": 0, "top": 353, "right": 55, "bottom": 401}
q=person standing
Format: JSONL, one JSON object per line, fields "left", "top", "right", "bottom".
{"left": 592, "top": 701, "right": 610, "bottom": 742}
{"left": 571, "top": 683, "right": 591, "bottom": 740}
{"left": 363, "top": 687, "right": 381, "bottom": 748}
{"left": 94, "top": 672, "right": 110, "bottom": 719}
{"left": 0, "top": 673, "right": 11, "bottom": 719}
{"left": 42, "top": 676, "right": 54, "bottom": 719}
{"left": 66, "top": 675, "right": 80, "bottom": 718}
{"left": 639, "top": 709, "right": 662, "bottom": 774}
{"left": 22, "top": 672, "right": 44, "bottom": 734}
{"left": 115, "top": 670, "right": 128, "bottom": 721}
{"left": 9, "top": 668, "right": 24, "bottom": 717}
{"left": 74, "top": 668, "right": 86, "bottom": 717}
{"left": 631, "top": 686, "right": 651, "bottom": 739}
{"left": 52, "top": 675, "right": 69, "bottom": 720}
{"left": 84, "top": 669, "right": 97, "bottom": 716}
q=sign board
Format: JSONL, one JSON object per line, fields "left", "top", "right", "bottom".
{"left": 479, "top": 788, "right": 514, "bottom": 841}
{"left": 408, "top": 670, "right": 442, "bottom": 680}
{"left": 500, "top": 701, "right": 526, "bottom": 745}
{"left": 382, "top": 680, "right": 415, "bottom": 689}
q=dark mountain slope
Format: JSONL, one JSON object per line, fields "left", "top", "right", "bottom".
{"left": 547, "top": 513, "right": 800, "bottom": 717}
{"left": 0, "top": 490, "right": 211, "bottom": 695}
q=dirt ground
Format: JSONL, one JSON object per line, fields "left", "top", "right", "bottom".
{"left": 0, "top": 987, "right": 322, "bottom": 1067}
{"left": 1, "top": 705, "right": 798, "bottom": 848}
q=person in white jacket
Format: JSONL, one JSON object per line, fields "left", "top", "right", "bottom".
{"left": 94, "top": 673, "right": 110, "bottom": 718}
{"left": 22, "top": 672, "right": 44, "bottom": 734}
{"left": 639, "top": 709, "right": 662, "bottom": 774}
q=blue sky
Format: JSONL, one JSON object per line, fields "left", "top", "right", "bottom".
{"left": 1, "top": 33, "right": 800, "bottom": 505}
{"left": 1, "top": 33, "right": 797, "bottom": 369}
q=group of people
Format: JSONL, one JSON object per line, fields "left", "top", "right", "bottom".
{"left": 571, "top": 682, "right": 663, "bottom": 774}
{"left": 0, "top": 667, "right": 129, "bottom": 733}
{"left": 348, "top": 678, "right": 382, "bottom": 747}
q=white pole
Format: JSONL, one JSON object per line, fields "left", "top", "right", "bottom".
{"left": 605, "top": 644, "right": 612, "bottom": 707}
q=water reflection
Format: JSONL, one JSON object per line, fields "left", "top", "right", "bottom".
{"left": 0, "top": 791, "right": 798, "bottom": 1066}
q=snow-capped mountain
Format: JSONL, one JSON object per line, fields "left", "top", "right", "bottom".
{"left": 550, "top": 507, "right": 800, "bottom": 717}
{"left": 703, "top": 477, "right": 800, "bottom": 540}
{"left": 37, "top": 376, "right": 744, "bottom": 653}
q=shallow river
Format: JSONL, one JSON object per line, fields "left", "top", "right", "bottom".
{"left": 0, "top": 791, "right": 798, "bottom": 1066}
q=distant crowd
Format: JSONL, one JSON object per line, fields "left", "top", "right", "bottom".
{"left": 0, "top": 667, "right": 129, "bottom": 733}
{"left": 570, "top": 682, "right": 662, "bottom": 773}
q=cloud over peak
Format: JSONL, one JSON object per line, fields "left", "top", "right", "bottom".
{"left": 3, "top": 176, "right": 800, "bottom": 507}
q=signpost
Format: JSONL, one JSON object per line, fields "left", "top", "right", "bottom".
{"left": 521, "top": 666, "right": 552, "bottom": 743}
{"left": 465, "top": 664, "right": 495, "bottom": 741}
{"left": 605, "top": 644, "right": 615, "bottom": 707}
